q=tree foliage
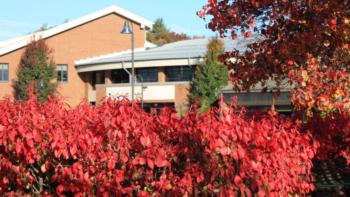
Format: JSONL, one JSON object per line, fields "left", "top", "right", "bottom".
{"left": 305, "top": 111, "right": 350, "bottom": 165}
{"left": 147, "top": 18, "right": 171, "bottom": 45}
{"left": 190, "top": 38, "right": 228, "bottom": 112}
{"left": 14, "top": 39, "right": 57, "bottom": 101}
{"left": 199, "top": 0, "right": 350, "bottom": 172}
{"left": 0, "top": 95, "right": 317, "bottom": 196}
{"left": 147, "top": 18, "right": 198, "bottom": 46}
{"left": 199, "top": 0, "right": 350, "bottom": 117}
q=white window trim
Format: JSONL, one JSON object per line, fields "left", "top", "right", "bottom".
{"left": 0, "top": 63, "right": 9, "bottom": 83}
{"left": 57, "top": 64, "right": 68, "bottom": 83}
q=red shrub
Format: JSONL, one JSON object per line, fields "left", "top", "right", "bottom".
{"left": 0, "top": 96, "right": 317, "bottom": 196}
{"left": 305, "top": 112, "right": 350, "bottom": 164}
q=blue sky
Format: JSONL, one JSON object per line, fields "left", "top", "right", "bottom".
{"left": 0, "top": 0, "right": 215, "bottom": 41}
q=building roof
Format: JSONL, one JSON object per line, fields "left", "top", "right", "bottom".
{"left": 0, "top": 5, "right": 153, "bottom": 56}
{"left": 75, "top": 36, "right": 259, "bottom": 66}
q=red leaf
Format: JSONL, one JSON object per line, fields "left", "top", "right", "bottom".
{"left": 232, "top": 151, "right": 239, "bottom": 160}
{"left": 234, "top": 175, "right": 242, "bottom": 186}
{"left": 237, "top": 148, "right": 245, "bottom": 159}
{"left": 155, "top": 157, "right": 169, "bottom": 168}
{"left": 34, "top": 133, "right": 42, "bottom": 143}
{"left": 108, "top": 160, "right": 115, "bottom": 170}
{"left": 196, "top": 172, "right": 204, "bottom": 183}
{"left": 132, "top": 157, "right": 146, "bottom": 165}
{"left": 115, "top": 170, "right": 124, "bottom": 184}
{"left": 258, "top": 190, "right": 265, "bottom": 197}
{"left": 121, "top": 153, "right": 128, "bottom": 163}
{"left": 147, "top": 159, "right": 154, "bottom": 169}
{"left": 9, "top": 131, "right": 16, "bottom": 141}
{"left": 18, "top": 126, "right": 25, "bottom": 134}
{"left": 140, "top": 136, "right": 151, "bottom": 147}
{"left": 70, "top": 144, "right": 77, "bottom": 156}
{"left": 15, "top": 142, "right": 21, "bottom": 153}
{"left": 27, "top": 139, "right": 34, "bottom": 148}
{"left": 56, "top": 185, "right": 65, "bottom": 194}
{"left": 130, "top": 119, "right": 137, "bottom": 128}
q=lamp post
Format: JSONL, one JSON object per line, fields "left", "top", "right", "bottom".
{"left": 121, "top": 20, "right": 135, "bottom": 102}
{"left": 122, "top": 63, "right": 147, "bottom": 110}
{"left": 137, "top": 75, "right": 147, "bottom": 110}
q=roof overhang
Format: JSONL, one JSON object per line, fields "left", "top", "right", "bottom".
{"left": 76, "top": 58, "right": 203, "bottom": 73}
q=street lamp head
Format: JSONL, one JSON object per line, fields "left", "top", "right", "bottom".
{"left": 121, "top": 21, "right": 133, "bottom": 34}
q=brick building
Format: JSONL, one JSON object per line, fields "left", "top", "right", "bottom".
{"left": 0, "top": 5, "right": 291, "bottom": 113}
{"left": 0, "top": 5, "right": 152, "bottom": 106}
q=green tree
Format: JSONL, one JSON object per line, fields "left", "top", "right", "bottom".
{"left": 190, "top": 38, "right": 228, "bottom": 112}
{"left": 15, "top": 39, "right": 57, "bottom": 101}
{"left": 147, "top": 18, "right": 170, "bottom": 46}
{"left": 147, "top": 18, "right": 192, "bottom": 46}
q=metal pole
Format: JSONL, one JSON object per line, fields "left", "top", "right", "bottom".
{"left": 141, "top": 83, "right": 144, "bottom": 109}
{"left": 131, "top": 27, "right": 135, "bottom": 103}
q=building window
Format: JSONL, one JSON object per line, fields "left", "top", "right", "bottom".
{"left": 142, "top": 103, "right": 174, "bottom": 113}
{"left": 0, "top": 63, "right": 9, "bottom": 82}
{"left": 136, "top": 68, "right": 158, "bottom": 82}
{"left": 165, "top": 66, "right": 194, "bottom": 82}
{"left": 111, "top": 69, "right": 130, "bottom": 84}
{"left": 57, "top": 64, "right": 68, "bottom": 82}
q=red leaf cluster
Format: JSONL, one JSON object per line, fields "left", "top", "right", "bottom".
{"left": 0, "top": 96, "right": 317, "bottom": 196}
{"left": 199, "top": 0, "right": 350, "bottom": 115}
{"left": 199, "top": 0, "right": 350, "bottom": 172}
{"left": 289, "top": 55, "right": 350, "bottom": 117}
{"left": 305, "top": 111, "right": 350, "bottom": 164}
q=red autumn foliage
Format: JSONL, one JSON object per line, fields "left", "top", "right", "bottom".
{"left": 0, "top": 95, "right": 317, "bottom": 196}
{"left": 305, "top": 112, "right": 350, "bottom": 164}
{"left": 199, "top": 0, "right": 350, "bottom": 116}
{"left": 288, "top": 55, "right": 350, "bottom": 117}
{"left": 199, "top": 0, "right": 350, "bottom": 173}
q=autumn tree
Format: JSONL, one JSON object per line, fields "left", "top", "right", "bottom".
{"left": 168, "top": 32, "right": 191, "bottom": 43}
{"left": 147, "top": 18, "right": 170, "bottom": 46}
{"left": 199, "top": 0, "right": 350, "bottom": 173}
{"left": 199, "top": 0, "right": 350, "bottom": 117}
{"left": 15, "top": 38, "right": 57, "bottom": 101}
{"left": 190, "top": 38, "right": 228, "bottom": 112}
{"left": 147, "top": 18, "right": 193, "bottom": 45}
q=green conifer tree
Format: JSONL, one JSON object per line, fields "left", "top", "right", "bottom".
{"left": 15, "top": 39, "right": 57, "bottom": 101}
{"left": 190, "top": 38, "right": 228, "bottom": 112}
{"left": 147, "top": 18, "right": 192, "bottom": 46}
{"left": 147, "top": 18, "right": 170, "bottom": 46}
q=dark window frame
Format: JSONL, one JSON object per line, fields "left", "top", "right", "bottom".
{"left": 57, "top": 64, "right": 68, "bottom": 83}
{"left": 0, "top": 63, "right": 9, "bottom": 82}
{"left": 165, "top": 66, "right": 194, "bottom": 82}
{"left": 111, "top": 69, "right": 130, "bottom": 84}
{"left": 136, "top": 68, "right": 158, "bottom": 83}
